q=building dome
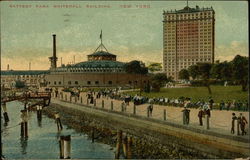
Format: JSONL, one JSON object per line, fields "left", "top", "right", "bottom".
{"left": 88, "top": 51, "right": 116, "bottom": 61}
{"left": 70, "top": 60, "right": 124, "bottom": 69}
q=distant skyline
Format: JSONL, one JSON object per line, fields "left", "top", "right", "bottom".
{"left": 1, "top": 1, "right": 248, "bottom": 70}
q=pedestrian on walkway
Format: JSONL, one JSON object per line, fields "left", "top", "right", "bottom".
{"left": 149, "top": 104, "right": 153, "bottom": 116}
{"left": 198, "top": 107, "right": 204, "bottom": 126}
{"left": 219, "top": 100, "right": 225, "bottom": 110}
{"left": 231, "top": 113, "right": 237, "bottom": 134}
{"left": 55, "top": 112, "right": 63, "bottom": 131}
{"left": 182, "top": 106, "right": 190, "bottom": 125}
{"left": 208, "top": 97, "right": 214, "bottom": 110}
{"left": 239, "top": 113, "right": 248, "bottom": 135}
{"left": 90, "top": 95, "right": 94, "bottom": 104}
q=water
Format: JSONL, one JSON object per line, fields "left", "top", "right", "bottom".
{"left": 1, "top": 101, "right": 114, "bottom": 159}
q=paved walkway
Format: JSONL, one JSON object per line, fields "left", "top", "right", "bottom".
{"left": 53, "top": 92, "right": 249, "bottom": 139}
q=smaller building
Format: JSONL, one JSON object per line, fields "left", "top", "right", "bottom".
{"left": 0, "top": 70, "right": 48, "bottom": 88}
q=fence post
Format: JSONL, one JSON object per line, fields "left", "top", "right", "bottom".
{"left": 147, "top": 107, "right": 150, "bottom": 117}
{"left": 2, "top": 103, "right": 9, "bottom": 123}
{"left": 163, "top": 109, "right": 166, "bottom": 121}
{"left": 102, "top": 100, "right": 104, "bottom": 108}
{"left": 121, "top": 103, "right": 123, "bottom": 112}
{"left": 133, "top": 104, "right": 136, "bottom": 115}
{"left": 204, "top": 115, "right": 210, "bottom": 130}
{"left": 111, "top": 101, "right": 113, "bottom": 110}
{"left": 81, "top": 97, "right": 83, "bottom": 103}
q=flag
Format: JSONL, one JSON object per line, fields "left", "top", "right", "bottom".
{"left": 100, "top": 30, "right": 102, "bottom": 40}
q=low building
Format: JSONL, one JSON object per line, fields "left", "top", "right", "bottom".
{"left": 45, "top": 36, "right": 149, "bottom": 88}
{"left": 0, "top": 70, "right": 48, "bottom": 88}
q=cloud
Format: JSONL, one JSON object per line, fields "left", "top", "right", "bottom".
{"left": 215, "top": 41, "right": 248, "bottom": 62}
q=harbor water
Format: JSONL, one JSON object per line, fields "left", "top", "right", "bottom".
{"left": 1, "top": 101, "right": 114, "bottom": 159}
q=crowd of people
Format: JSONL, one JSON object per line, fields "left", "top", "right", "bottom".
{"left": 57, "top": 87, "right": 248, "bottom": 136}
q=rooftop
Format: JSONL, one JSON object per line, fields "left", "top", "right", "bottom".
{"left": 88, "top": 51, "right": 116, "bottom": 57}
{"left": 63, "top": 60, "right": 125, "bottom": 69}
{"left": 1, "top": 70, "right": 49, "bottom": 75}
{"left": 163, "top": 5, "right": 214, "bottom": 14}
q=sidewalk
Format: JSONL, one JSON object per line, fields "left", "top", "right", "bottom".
{"left": 54, "top": 92, "right": 249, "bottom": 139}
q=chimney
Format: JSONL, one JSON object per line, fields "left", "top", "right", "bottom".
{"left": 7, "top": 64, "right": 9, "bottom": 71}
{"left": 49, "top": 34, "right": 58, "bottom": 69}
{"left": 53, "top": 34, "right": 57, "bottom": 68}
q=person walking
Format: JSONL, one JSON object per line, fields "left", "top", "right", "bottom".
{"left": 239, "top": 113, "right": 248, "bottom": 135}
{"left": 231, "top": 113, "right": 237, "bottom": 134}
{"left": 198, "top": 107, "right": 204, "bottom": 126}
{"left": 182, "top": 106, "right": 190, "bottom": 125}
{"left": 55, "top": 112, "right": 63, "bottom": 131}
{"left": 149, "top": 104, "right": 153, "bottom": 117}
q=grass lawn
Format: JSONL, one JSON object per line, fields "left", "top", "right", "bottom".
{"left": 125, "top": 85, "right": 248, "bottom": 103}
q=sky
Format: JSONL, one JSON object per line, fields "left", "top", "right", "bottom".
{"left": 0, "top": 1, "right": 248, "bottom": 70}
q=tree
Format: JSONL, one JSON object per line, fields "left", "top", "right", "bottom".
{"left": 210, "top": 61, "right": 232, "bottom": 81}
{"left": 188, "top": 65, "right": 199, "bottom": 80}
{"left": 150, "top": 73, "right": 169, "bottom": 92}
{"left": 147, "top": 63, "right": 162, "bottom": 72}
{"left": 231, "top": 55, "right": 248, "bottom": 91}
{"left": 178, "top": 69, "right": 189, "bottom": 80}
{"left": 197, "top": 63, "right": 212, "bottom": 94}
{"left": 125, "top": 60, "right": 148, "bottom": 74}
{"left": 15, "top": 80, "right": 26, "bottom": 89}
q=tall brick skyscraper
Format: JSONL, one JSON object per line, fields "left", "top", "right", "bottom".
{"left": 163, "top": 5, "right": 215, "bottom": 80}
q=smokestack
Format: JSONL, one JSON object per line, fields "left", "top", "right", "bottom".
{"left": 49, "top": 34, "right": 58, "bottom": 69}
{"left": 53, "top": 34, "right": 56, "bottom": 59}
{"left": 61, "top": 57, "right": 63, "bottom": 66}
{"left": 73, "top": 55, "right": 75, "bottom": 64}
{"left": 29, "top": 62, "right": 31, "bottom": 70}
{"left": 7, "top": 64, "right": 9, "bottom": 71}
{"left": 53, "top": 34, "right": 57, "bottom": 68}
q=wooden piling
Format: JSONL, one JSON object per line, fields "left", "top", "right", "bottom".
{"left": 127, "top": 136, "right": 132, "bottom": 159}
{"left": 92, "top": 127, "right": 95, "bottom": 143}
{"left": 3, "top": 112, "right": 9, "bottom": 123}
{"left": 163, "top": 109, "right": 166, "bottom": 121}
{"left": 24, "top": 122, "right": 28, "bottom": 137}
{"left": 20, "top": 122, "right": 24, "bottom": 137}
{"left": 115, "top": 130, "right": 122, "bottom": 159}
{"left": 59, "top": 137, "right": 64, "bottom": 159}
{"left": 64, "top": 135, "right": 71, "bottom": 159}
{"left": 122, "top": 135, "right": 128, "bottom": 158}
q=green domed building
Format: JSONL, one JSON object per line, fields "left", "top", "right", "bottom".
{"left": 45, "top": 34, "right": 149, "bottom": 88}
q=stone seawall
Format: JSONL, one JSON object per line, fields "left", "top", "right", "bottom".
{"left": 44, "top": 99, "right": 249, "bottom": 159}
